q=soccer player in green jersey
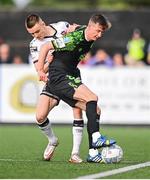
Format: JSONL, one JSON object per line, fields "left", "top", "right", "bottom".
{"left": 37, "top": 13, "right": 116, "bottom": 163}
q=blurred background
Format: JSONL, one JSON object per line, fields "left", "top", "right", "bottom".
{"left": 0, "top": 0, "right": 150, "bottom": 124}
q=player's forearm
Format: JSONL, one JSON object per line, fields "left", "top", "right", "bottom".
{"left": 35, "top": 61, "right": 49, "bottom": 73}
{"left": 67, "top": 24, "right": 79, "bottom": 33}
{"left": 43, "top": 54, "right": 54, "bottom": 73}
{"left": 37, "top": 42, "right": 53, "bottom": 72}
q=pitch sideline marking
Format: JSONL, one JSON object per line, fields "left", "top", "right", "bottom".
{"left": 77, "top": 161, "right": 150, "bottom": 179}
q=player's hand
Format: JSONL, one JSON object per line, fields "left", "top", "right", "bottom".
{"left": 67, "top": 23, "right": 80, "bottom": 33}
{"left": 37, "top": 70, "right": 48, "bottom": 82}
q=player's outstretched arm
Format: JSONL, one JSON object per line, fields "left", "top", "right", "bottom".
{"left": 66, "top": 23, "right": 80, "bottom": 33}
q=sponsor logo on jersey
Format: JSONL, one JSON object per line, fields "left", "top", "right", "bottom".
{"left": 63, "top": 37, "right": 70, "bottom": 44}
{"left": 30, "top": 46, "right": 38, "bottom": 52}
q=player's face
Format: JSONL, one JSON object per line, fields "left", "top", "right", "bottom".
{"left": 86, "top": 22, "right": 106, "bottom": 41}
{"left": 27, "top": 21, "right": 45, "bottom": 40}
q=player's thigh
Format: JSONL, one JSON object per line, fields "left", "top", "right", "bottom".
{"left": 60, "top": 95, "right": 78, "bottom": 107}
{"left": 75, "top": 101, "right": 86, "bottom": 111}
{"left": 49, "top": 73, "right": 79, "bottom": 100}
{"left": 36, "top": 95, "right": 55, "bottom": 120}
{"left": 74, "top": 84, "right": 98, "bottom": 102}
{"left": 48, "top": 97, "right": 59, "bottom": 111}
{"left": 61, "top": 95, "right": 86, "bottom": 112}
{"left": 40, "top": 82, "right": 60, "bottom": 112}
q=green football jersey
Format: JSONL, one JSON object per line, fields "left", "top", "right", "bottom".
{"left": 50, "top": 26, "right": 94, "bottom": 72}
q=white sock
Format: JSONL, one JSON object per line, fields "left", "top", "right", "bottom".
{"left": 89, "top": 148, "right": 99, "bottom": 157}
{"left": 92, "top": 132, "right": 101, "bottom": 143}
{"left": 71, "top": 126, "right": 83, "bottom": 155}
{"left": 38, "top": 120, "right": 57, "bottom": 145}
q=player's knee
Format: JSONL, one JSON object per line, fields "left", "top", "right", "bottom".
{"left": 36, "top": 113, "right": 46, "bottom": 124}
{"left": 87, "top": 94, "right": 98, "bottom": 102}
{"left": 49, "top": 98, "right": 59, "bottom": 110}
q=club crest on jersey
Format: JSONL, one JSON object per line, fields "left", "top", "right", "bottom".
{"left": 63, "top": 37, "right": 70, "bottom": 44}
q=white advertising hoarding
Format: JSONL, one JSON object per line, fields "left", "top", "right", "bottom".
{"left": 0, "top": 65, "right": 150, "bottom": 124}
{"left": 81, "top": 67, "right": 150, "bottom": 124}
{"left": 0, "top": 65, "right": 75, "bottom": 123}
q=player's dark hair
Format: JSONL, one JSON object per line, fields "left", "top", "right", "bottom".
{"left": 25, "top": 14, "right": 40, "bottom": 28}
{"left": 90, "top": 14, "right": 111, "bottom": 30}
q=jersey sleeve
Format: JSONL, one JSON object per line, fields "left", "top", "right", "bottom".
{"left": 30, "top": 40, "right": 54, "bottom": 64}
{"left": 52, "top": 21, "right": 70, "bottom": 36}
{"left": 56, "top": 21, "right": 69, "bottom": 31}
{"left": 51, "top": 28, "right": 84, "bottom": 51}
{"left": 51, "top": 37, "right": 67, "bottom": 49}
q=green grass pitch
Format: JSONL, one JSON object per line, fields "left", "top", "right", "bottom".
{"left": 0, "top": 124, "right": 150, "bottom": 179}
